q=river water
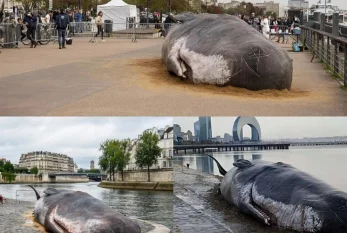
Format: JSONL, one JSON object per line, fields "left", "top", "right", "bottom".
{"left": 0, "top": 182, "right": 173, "bottom": 229}
{"left": 175, "top": 146, "right": 347, "bottom": 192}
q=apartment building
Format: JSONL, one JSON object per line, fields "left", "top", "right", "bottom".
{"left": 19, "top": 151, "right": 76, "bottom": 173}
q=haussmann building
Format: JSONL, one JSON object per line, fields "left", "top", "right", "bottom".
{"left": 19, "top": 151, "right": 76, "bottom": 173}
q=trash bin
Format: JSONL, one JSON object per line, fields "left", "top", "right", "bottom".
{"left": 104, "top": 20, "right": 113, "bottom": 36}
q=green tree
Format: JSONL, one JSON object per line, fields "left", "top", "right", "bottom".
{"left": 3, "top": 161, "right": 14, "bottom": 172}
{"left": 115, "top": 139, "right": 131, "bottom": 181}
{"left": 135, "top": 131, "right": 162, "bottom": 182}
{"left": 99, "top": 140, "right": 114, "bottom": 180}
{"left": 15, "top": 167, "right": 29, "bottom": 174}
{"left": 30, "top": 166, "right": 39, "bottom": 175}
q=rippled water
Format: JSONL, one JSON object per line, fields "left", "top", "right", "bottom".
{"left": 175, "top": 146, "right": 347, "bottom": 192}
{"left": 0, "top": 182, "right": 173, "bottom": 228}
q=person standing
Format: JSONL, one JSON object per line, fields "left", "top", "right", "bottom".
{"left": 95, "top": 11, "right": 105, "bottom": 42}
{"left": 262, "top": 16, "right": 270, "bottom": 38}
{"left": 55, "top": 9, "right": 69, "bottom": 49}
{"left": 23, "top": 12, "right": 38, "bottom": 48}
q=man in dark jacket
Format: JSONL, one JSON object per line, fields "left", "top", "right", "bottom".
{"left": 23, "top": 12, "right": 38, "bottom": 48}
{"left": 55, "top": 9, "right": 70, "bottom": 49}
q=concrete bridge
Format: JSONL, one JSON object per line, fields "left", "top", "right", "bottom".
{"left": 47, "top": 173, "right": 107, "bottom": 182}
{"left": 174, "top": 143, "right": 290, "bottom": 155}
{"left": 289, "top": 141, "right": 347, "bottom": 147}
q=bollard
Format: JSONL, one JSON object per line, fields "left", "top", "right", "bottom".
{"left": 332, "top": 13, "right": 339, "bottom": 37}
{"left": 320, "top": 13, "right": 325, "bottom": 32}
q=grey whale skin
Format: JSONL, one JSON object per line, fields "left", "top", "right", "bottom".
{"left": 28, "top": 186, "right": 141, "bottom": 233}
{"left": 162, "top": 13, "right": 293, "bottom": 91}
{"left": 207, "top": 156, "right": 347, "bottom": 233}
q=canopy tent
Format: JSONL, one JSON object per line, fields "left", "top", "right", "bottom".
{"left": 97, "top": 0, "right": 138, "bottom": 31}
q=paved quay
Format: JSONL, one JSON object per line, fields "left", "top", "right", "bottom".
{"left": 173, "top": 164, "right": 295, "bottom": 233}
{"left": 1, "top": 38, "right": 347, "bottom": 116}
{"left": 0, "top": 199, "right": 41, "bottom": 233}
{"left": 0, "top": 198, "right": 170, "bottom": 233}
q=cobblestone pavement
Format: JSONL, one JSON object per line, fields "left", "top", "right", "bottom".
{"left": 173, "top": 165, "right": 295, "bottom": 233}
{"left": 0, "top": 199, "right": 42, "bottom": 233}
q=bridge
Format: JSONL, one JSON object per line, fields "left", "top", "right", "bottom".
{"left": 288, "top": 141, "right": 347, "bottom": 147}
{"left": 174, "top": 142, "right": 290, "bottom": 154}
{"left": 47, "top": 173, "right": 107, "bottom": 182}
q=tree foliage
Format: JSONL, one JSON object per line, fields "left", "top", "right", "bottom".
{"left": 30, "top": 166, "right": 39, "bottom": 175}
{"left": 0, "top": 160, "right": 16, "bottom": 183}
{"left": 135, "top": 131, "right": 162, "bottom": 182}
{"left": 99, "top": 139, "right": 131, "bottom": 181}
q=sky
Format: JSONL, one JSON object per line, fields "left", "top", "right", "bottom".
{"left": 174, "top": 117, "right": 347, "bottom": 139}
{"left": 218, "top": 0, "right": 347, "bottom": 10}
{"left": 0, "top": 117, "right": 173, "bottom": 169}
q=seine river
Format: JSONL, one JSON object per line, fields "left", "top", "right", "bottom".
{"left": 175, "top": 146, "right": 347, "bottom": 192}
{"left": 0, "top": 182, "right": 173, "bottom": 228}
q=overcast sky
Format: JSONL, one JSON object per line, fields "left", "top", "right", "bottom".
{"left": 174, "top": 117, "right": 347, "bottom": 139}
{"left": 0, "top": 117, "right": 172, "bottom": 169}
{"left": 218, "top": 0, "right": 347, "bottom": 10}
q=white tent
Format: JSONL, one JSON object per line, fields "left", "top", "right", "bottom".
{"left": 97, "top": 0, "right": 138, "bottom": 31}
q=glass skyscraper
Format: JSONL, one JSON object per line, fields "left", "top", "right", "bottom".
{"left": 194, "top": 120, "right": 200, "bottom": 141}
{"left": 198, "top": 116, "right": 212, "bottom": 141}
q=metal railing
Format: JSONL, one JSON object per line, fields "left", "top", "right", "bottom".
{"left": 15, "top": 189, "right": 35, "bottom": 203}
{"left": 300, "top": 25, "right": 347, "bottom": 86}
{"left": 0, "top": 22, "right": 176, "bottom": 49}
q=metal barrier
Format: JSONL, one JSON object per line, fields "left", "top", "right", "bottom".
{"left": 300, "top": 25, "right": 347, "bottom": 86}
{"left": 0, "top": 22, "right": 175, "bottom": 49}
{"left": 15, "top": 189, "right": 35, "bottom": 203}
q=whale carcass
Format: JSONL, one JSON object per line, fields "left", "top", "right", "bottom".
{"left": 207, "top": 156, "right": 347, "bottom": 233}
{"left": 28, "top": 185, "right": 141, "bottom": 233}
{"left": 162, "top": 13, "right": 293, "bottom": 91}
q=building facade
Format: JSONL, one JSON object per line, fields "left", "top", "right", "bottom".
{"left": 90, "top": 160, "right": 95, "bottom": 170}
{"left": 254, "top": 1, "right": 280, "bottom": 17}
{"left": 288, "top": 0, "right": 309, "bottom": 9}
{"left": 224, "top": 133, "right": 233, "bottom": 143}
{"left": 199, "top": 116, "right": 212, "bottom": 141}
{"left": 126, "top": 125, "right": 173, "bottom": 170}
{"left": 19, "top": 151, "right": 75, "bottom": 173}
{"left": 194, "top": 120, "right": 200, "bottom": 142}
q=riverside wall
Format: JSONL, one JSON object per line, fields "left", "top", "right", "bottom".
{"left": 0, "top": 173, "right": 89, "bottom": 183}
{"left": 113, "top": 169, "right": 173, "bottom": 182}
{"left": 99, "top": 169, "right": 173, "bottom": 191}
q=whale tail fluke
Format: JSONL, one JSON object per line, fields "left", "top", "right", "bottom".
{"left": 206, "top": 154, "right": 227, "bottom": 176}
{"left": 28, "top": 185, "right": 41, "bottom": 200}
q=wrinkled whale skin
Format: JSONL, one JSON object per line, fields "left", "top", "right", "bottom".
{"left": 162, "top": 13, "right": 293, "bottom": 91}
{"left": 219, "top": 159, "right": 347, "bottom": 233}
{"left": 33, "top": 188, "right": 141, "bottom": 233}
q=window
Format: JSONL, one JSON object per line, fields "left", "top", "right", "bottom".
{"left": 168, "top": 161, "right": 172, "bottom": 168}
{"left": 162, "top": 161, "right": 167, "bottom": 168}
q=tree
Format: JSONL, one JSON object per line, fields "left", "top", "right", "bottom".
{"left": 3, "top": 161, "right": 14, "bottom": 172}
{"left": 12, "top": 0, "right": 47, "bottom": 11}
{"left": 99, "top": 139, "right": 131, "bottom": 181}
{"left": 30, "top": 166, "right": 39, "bottom": 175}
{"left": 115, "top": 139, "right": 131, "bottom": 181}
{"left": 135, "top": 131, "right": 162, "bottom": 182}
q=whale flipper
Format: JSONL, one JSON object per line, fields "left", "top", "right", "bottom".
{"left": 44, "top": 188, "right": 60, "bottom": 195}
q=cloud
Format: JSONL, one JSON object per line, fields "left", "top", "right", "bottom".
{"left": 0, "top": 117, "right": 173, "bottom": 169}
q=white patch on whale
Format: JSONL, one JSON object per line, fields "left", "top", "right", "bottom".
{"left": 168, "top": 37, "right": 231, "bottom": 85}
{"left": 252, "top": 185, "right": 323, "bottom": 232}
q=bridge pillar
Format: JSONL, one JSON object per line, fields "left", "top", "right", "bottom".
{"left": 184, "top": 149, "right": 187, "bottom": 154}
{"left": 202, "top": 148, "right": 204, "bottom": 153}
{"left": 218, "top": 147, "right": 220, "bottom": 152}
